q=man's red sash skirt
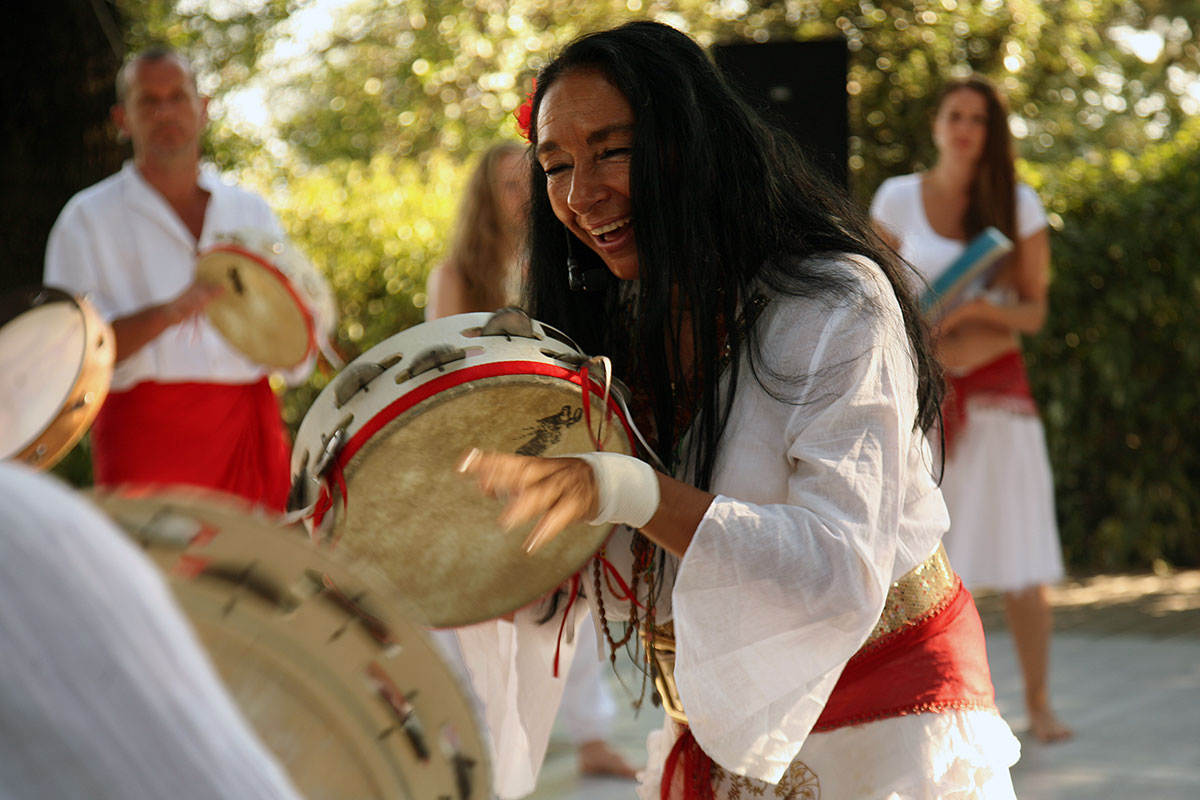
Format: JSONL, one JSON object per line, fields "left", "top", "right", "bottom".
{"left": 90, "top": 378, "right": 291, "bottom": 511}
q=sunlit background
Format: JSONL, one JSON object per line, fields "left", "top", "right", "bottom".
{"left": 39, "top": 0, "right": 1200, "bottom": 576}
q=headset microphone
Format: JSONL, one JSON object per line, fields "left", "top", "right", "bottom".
{"left": 566, "top": 235, "right": 612, "bottom": 292}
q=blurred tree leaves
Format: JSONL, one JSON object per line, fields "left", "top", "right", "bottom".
{"left": 238, "top": 152, "right": 462, "bottom": 427}
{"left": 1023, "top": 119, "right": 1200, "bottom": 569}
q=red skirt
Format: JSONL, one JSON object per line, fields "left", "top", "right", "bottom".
{"left": 90, "top": 379, "right": 291, "bottom": 511}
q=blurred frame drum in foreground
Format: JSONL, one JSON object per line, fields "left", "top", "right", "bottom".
{"left": 93, "top": 487, "right": 491, "bottom": 800}
{"left": 0, "top": 286, "right": 114, "bottom": 470}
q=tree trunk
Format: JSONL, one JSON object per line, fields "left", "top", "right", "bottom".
{"left": 1, "top": 0, "right": 127, "bottom": 295}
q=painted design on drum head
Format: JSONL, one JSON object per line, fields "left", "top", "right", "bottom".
{"left": 515, "top": 404, "right": 584, "bottom": 456}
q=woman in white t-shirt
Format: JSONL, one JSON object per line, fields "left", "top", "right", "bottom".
{"left": 871, "top": 74, "right": 1071, "bottom": 744}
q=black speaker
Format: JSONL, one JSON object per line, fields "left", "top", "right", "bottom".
{"left": 711, "top": 38, "right": 849, "bottom": 189}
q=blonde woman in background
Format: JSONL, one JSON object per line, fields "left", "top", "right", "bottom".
{"left": 425, "top": 142, "right": 639, "bottom": 780}
{"left": 426, "top": 142, "right": 527, "bottom": 317}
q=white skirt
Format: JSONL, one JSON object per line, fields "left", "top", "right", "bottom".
{"left": 637, "top": 709, "right": 1021, "bottom": 799}
{"left": 939, "top": 403, "right": 1066, "bottom": 592}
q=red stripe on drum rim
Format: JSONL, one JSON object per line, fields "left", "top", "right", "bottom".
{"left": 313, "top": 359, "right": 637, "bottom": 527}
{"left": 201, "top": 244, "right": 318, "bottom": 361}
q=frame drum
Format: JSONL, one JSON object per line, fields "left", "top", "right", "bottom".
{"left": 290, "top": 309, "right": 637, "bottom": 628}
{"left": 196, "top": 230, "right": 337, "bottom": 369}
{"left": 0, "top": 287, "right": 114, "bottom": 470}
{"left": 93, "top": 488, "right": 491, "bottom": 800}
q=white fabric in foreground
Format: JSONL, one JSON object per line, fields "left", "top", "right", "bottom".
{"left": 557, "top": 613, "right": 618, "bottom": 744}
{"left": 940, "top": 403, "right": 1066, "bottom": 592}
{"left": 44, "top": 161, "right": 310, "bottom": 390}
{"left": 0, "top": 463, "right": 301, "bottom": 800}
{"left": 453, "top": 602, "right": 584, "bottom": 799}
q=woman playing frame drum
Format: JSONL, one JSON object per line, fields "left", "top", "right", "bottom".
{"left": 457, "top": 22, "right": 1022, "bottom": 799}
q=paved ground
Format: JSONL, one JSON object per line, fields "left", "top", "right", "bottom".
{"left": 527, "top": 569, "right": 1200, "bottom": 799}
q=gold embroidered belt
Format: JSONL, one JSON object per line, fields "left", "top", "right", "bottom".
{"left": 643, "top": 543, "right": 957, "bottom": 726}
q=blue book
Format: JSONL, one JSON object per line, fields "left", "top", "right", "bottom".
{"left": 920, "top": 227, "right": 1014, "bottom": 318}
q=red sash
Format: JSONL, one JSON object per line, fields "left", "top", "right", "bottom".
{"left": 813, "top": 582, "right": 996, "bottom": 730}
{"left": 662, "top": 583, "right": 996, "bottom": 800}
{"left": 90, "top": 379, "right": 291, "bottom": 511}
{"left": 942, "top": 350, "right": 1036, "bottom": 453}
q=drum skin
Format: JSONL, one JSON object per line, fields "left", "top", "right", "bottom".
{"left": 195, "top": 232, "right": 337, "bottom": 369}
{"left": 92, "top": 488, "right": 491, "bottom": 800}
{"left": 291, "top": 311, "right": 637, "bottom": 629}
{"left": 0, "top": 287, "right": 114, "bottom": 470}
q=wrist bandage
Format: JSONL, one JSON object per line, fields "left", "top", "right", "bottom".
{"left": 570, "top": 452, "right": 660, "bottom": 529}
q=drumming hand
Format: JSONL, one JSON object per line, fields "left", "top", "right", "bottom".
{"left": 457, "top": 449, "right": 600, "bottom": 555}
{"left": 163, "top": 282, "right": 225, "bottom": 326}
{"left": 457, "top": 449, "right": 663, "bottom": 554}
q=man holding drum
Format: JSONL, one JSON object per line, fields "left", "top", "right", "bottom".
{"left": 45, "top": 46, "right": 307, "bottom": 510}
{"left": 456, "top": 22, "right": 1022, "bottom": 800}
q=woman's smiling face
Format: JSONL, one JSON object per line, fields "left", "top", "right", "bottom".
{"left": 535, "top": 70, "right": 639, "bottom": 281}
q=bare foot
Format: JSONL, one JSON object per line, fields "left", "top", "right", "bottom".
{"left": 578, "top": 740, "right": 639, "bottom": 779}
{"left": 1029, "top": 706, "right": 1073, "bottom": 743}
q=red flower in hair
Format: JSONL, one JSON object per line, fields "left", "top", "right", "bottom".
{"left": 514, "top": 79, "right": 536, "bottom": 141}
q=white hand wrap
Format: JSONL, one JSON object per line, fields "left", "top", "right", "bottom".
{"left": 570, "top": 452, "right": 660, "bottom": 529}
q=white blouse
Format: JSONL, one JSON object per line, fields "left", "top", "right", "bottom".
{"left": 453, "top": 256, "right": 1021, "bottom": 797}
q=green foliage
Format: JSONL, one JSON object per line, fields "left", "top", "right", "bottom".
{"left": 118, "top": 0, "right": 298, "bottom": 94}
{"left": 1020, "top": 120, "right": 1200, "bottom": 569}
{"left": 238, "top": 153, "right": 467, "bottom": 429}
{"left": 50, "top": 435, "right": 94, "bottom": 488}
{"left": 841, "top": 0, "right": 1200, "bottom": 201}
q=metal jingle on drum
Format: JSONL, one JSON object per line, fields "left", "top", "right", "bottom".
{"left": 91, "top": 488, "right": 492, "bottom": 800}
{"left": 0, "top": 287, "right": 114, "bottom": 470}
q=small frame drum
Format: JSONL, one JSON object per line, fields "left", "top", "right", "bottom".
{"left": 93, "top": 488, "right": 491, "bottom": 800}
{"left": 0, "top": 287, "right": 114, "bottom": 470}
{"left": 195, "top": 229, "right": 337, "bottom": 369}
{"left": 289, "top": 309, "right": 637, "bottom": 628}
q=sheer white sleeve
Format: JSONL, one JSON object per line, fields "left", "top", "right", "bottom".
{"left": 671, "top": 258, "right": 945, "bottom": 782}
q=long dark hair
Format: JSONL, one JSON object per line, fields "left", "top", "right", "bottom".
{"left": 524, "top": 21, "right": 941, "bottom": 489}
{"left": 936, "top": 75, "right": 1018, "bottom": 244}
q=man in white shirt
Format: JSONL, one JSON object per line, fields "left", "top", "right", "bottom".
{"left": 45, "top": 46, "right": 303, "bottom": 509}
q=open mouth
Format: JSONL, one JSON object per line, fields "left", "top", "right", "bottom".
{"left": 587, "top": 217, "right": 632, "bottom": 244}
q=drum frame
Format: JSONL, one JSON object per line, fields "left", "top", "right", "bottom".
{"left": 195, "top": 243, "right": 320, "bottom": 368}
{"left": 92, "top": 488, "right": 492, "bottom": 800}
{"left": 1, "top": 287, "right": 114, "bottom": 470}
{"left": 288, "top": 309, "right": 640, "bottom": 628}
